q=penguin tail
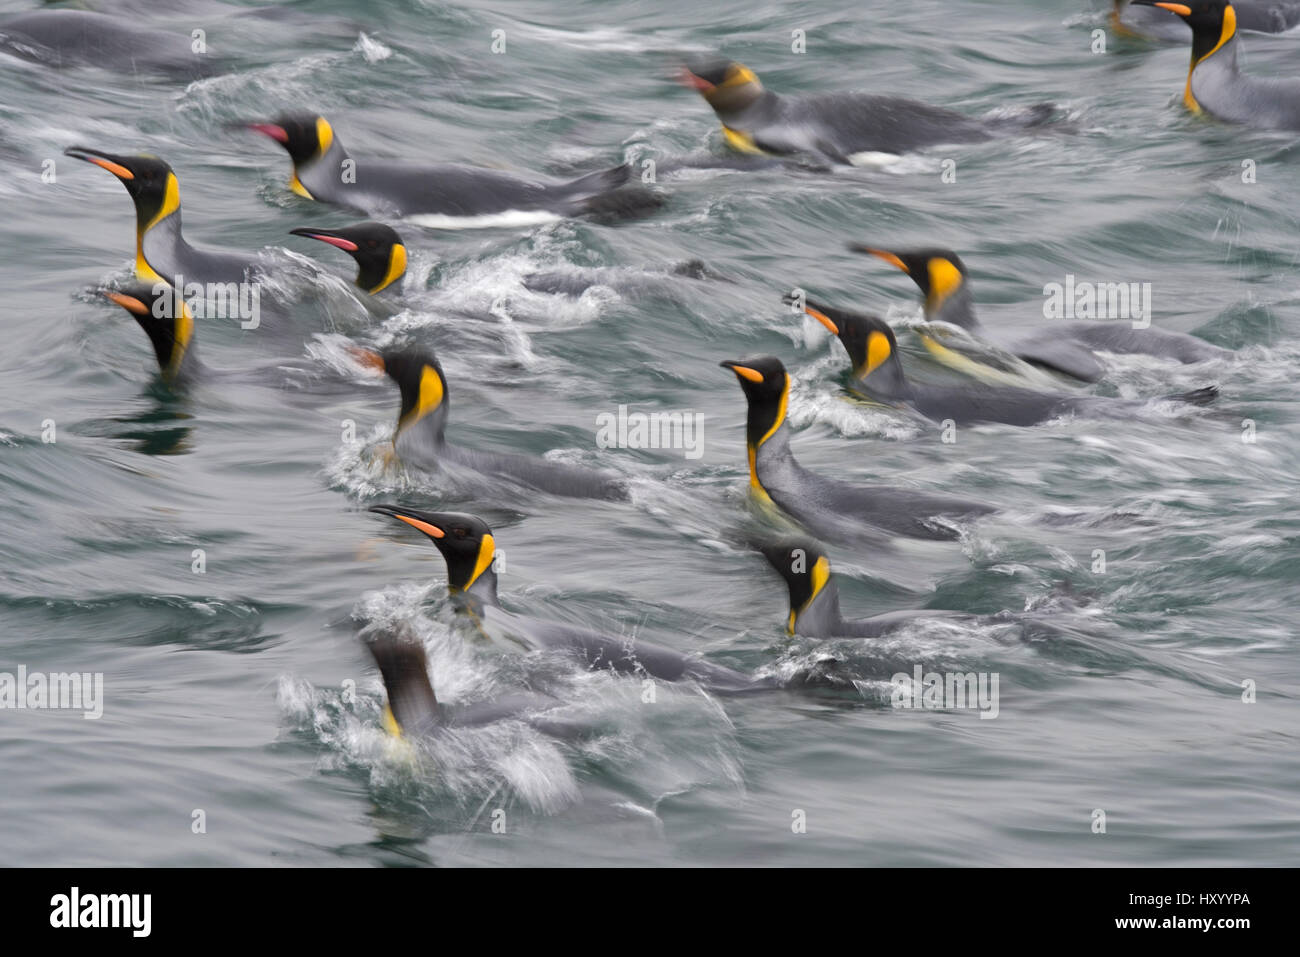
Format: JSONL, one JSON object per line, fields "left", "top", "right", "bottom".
{"left": 364, "top": 625, "right": 442, "bottom": 738}
{"left": 560, "top": 164, "right": 665, "bottom": 221}
{"left": 1160, "top": 384, "right": 1220, "bottom": 407}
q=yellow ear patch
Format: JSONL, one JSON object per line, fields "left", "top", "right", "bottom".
{"left": 465, "top": 533, "right": 496, "bottom": 590}
{"left": 315, "top": 116, "right": 334, "bottom": 156}
{"left": 808, "top": 556, "right": 830, "bottom": 602}
{"left": 145, "top": 173, "right": 181, "bottom": 232}
{"left": 722, "top": 63, "right": 759, "bottom": 87}
{"left": 926, "top": 258, "right": 963, "bottom": 310}
{"left": 167, "top": 299, "right": 194, "bottom": 379}
{"left": 397, "top": 365, "right": 445, "bottom": 435}
{"left": 757, "top": 373, "right": 790, "bottom": 448}
{"left": 864, "top": 331, "right": 892, "bottom": 376}
{"left": 370, "top": 243, "right": 407, "bottom": 294}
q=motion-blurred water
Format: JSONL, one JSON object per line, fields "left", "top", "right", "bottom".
{"left": 1, "top": 0, "right": 1297, "bottom": 866}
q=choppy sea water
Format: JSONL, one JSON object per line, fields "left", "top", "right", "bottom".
{"left": 0, "top": 0, "right": 1297, "bottom": 866}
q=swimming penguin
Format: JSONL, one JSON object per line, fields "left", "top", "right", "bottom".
{"left": 289, "top": 222, "right": 407, "bottom": 295}
{"left": 856, "top": 245, "right": 1231, "bottom": 382}
{"left": 101, "top": 282, "right": 202, "bottom": 387}
{"left": 759, "top": 539, "right": 975, "bottom": 638}
{"left": 244, "top": 114, "right": 661, "bottom": 223}
{"left": 1112, "top": 0, "right": 1300, "bottom": 41}
{"left": 1132, "top": 1, "right": 1300, "bottom": 129}
{"left": 64, "top": 146, "right": 262, "bottom": 287}
{"left": 0, "top": 10, "right": 225, "bottom": 78}
{"left": 797, "top": 298, "right": 1220, "bottom": 425}
{"left": 719, "top": 356, "right": 994, "bottom": 542}
{"left": 364, "top": 625, "right": 568, "bottom": 740}
{"left": 368, "top": 506, "right": 772, "bottom": 692}
{"left": 680, "top": 57, "right": 1055, "bottom": 165}
{"left": 353, "top": 347, "right": 630, "bottom": 501}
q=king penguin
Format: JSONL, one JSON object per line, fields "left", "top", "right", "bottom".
{"left": 856, "top": 244, "right": 1231, "bottom": 382}
{"left": 680, "top": 56, "right": 1055, "bottom": 166}
{"left": 1132, "top": 0, "right": 1300, "bottom": 130}
{"left": 65, "top": 146, "right": 262, "bottom": 288}
{"left": 759, "top": 539, "right": 975, "bottom": 639}
{"left": 102, "top": 282, "right": 203, "bottom": 387}
{"left": 244, "top": 113, "right": 661, "bottom": 222}
{"left": 363, "top": 624, "right": 569, "bottom": 740}
{"left": 289, "top": 222, "right": 407, "bottom": 295}
{"left": 0, "top": 9, "right": 225, "bottom": 78}
{"left": 368, "top": 506, "right": 774, "bottom": 693}
{"left": 797, "top": 298, "right": 1220, "bottom": 425}
{"left": 720, "top": 355, "right": 994, "bottom": 543}
{"left": 353, "top": 347, "right": 630, "bottom": 501}
{"left": 1113, "top": 0, "right": 1300, "bottom": 41}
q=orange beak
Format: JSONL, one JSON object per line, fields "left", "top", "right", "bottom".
{"left": 855, "top": 247, "right": 909, "bottom": 274}
{"left": 64, "top": 146, "right": 136, "bottom": 181}
{"left": 104, "top": 291, "right": 148, "bottom": 315}
{"left": 393, "top": 514, "right": 444, "bottom": 539}
{"left": 720, "top": 360, "right": 764, "bottom": 383}
{"left": 348, "top": 346, "right": 386, "bottom": 372}
{"left": 804, "top": 307, "right": 839, "bottom": 335}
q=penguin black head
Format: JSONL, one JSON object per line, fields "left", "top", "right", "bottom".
{"left": 720, "top": 355, "right": 789, "bottom": 449}
{"left": 852, "top": 244, "right": 970, "bottom": 319}
{"left": 350, "top": 346, "right": 449, "bottom": 443}
{"left": 246, "top": 114, "right": 335, "bottom": 164}
{"left": 64, "top": 147, "right": 180, "bottom": 230}
{"left": 369, "top": 506, "right": 498, "bottom": 598}
{"left": 102, "top": 282, "right": 195, "bottom": 383}
{"left": 290, "top": 222, "right": 407, "bottom": 294}
{"left": 1132, "top": 1, "right": 1235, "bottom": 59}
{"left": 681, "top": 57, "right": 765, "bottom": 113}
{"left": 797, "top": 301, "right": 909, "bottom": 397}
{"left": 363, "top": 624, "right": 441, "bottom": 739}
{"left": 758, "top": 538, "right": 835, "bottom": 635}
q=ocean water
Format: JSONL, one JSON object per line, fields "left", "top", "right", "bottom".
{"left": 0, "top": 0, "right": 1297, "bottom": 867}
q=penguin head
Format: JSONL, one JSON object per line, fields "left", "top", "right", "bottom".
{"left": 681, "top": 57, "right": 765, "bottom": 114}
{"left": 369, "top": 506, "right": 499, "bottom": 600}
{"left": 799, "top": 302, "right": 909, "bottom": 397}
{"left": 758, "top": 538, "right": 836, "bottom": 635}
{"left": 102, "top": 282, "right": 195, "bottom": 383}
{"left": 351, "top": 346, "right": 449, "bottom": 444}
{"left": 290, "top": 222, "right": 407, "bottom": 294}
{"left": 246, "top": 114, "right": 336, "bottom": 164}
{"left": 852, "top": 244, "right": 971, "bottom": 319}
{"left": 64, "top": 147, "right": 180, "bottom": 229}
{"left": 363, "top": 623, "right": 442, "bottom": 739}
{"left": 720, "top": 356, "right": 789, "bottom": 448}
{"left": 1132, "top": 2, "right": 1235, "bottom": 58}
